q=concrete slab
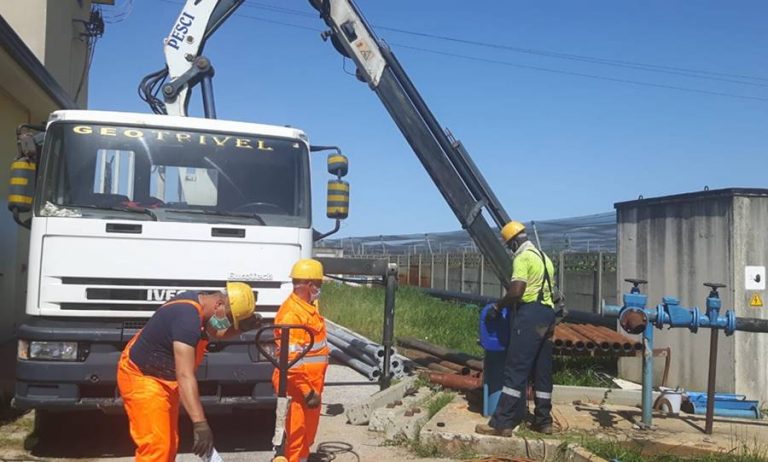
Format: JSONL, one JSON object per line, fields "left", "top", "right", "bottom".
{"left": 368, "top": 387, "right": 433, "bottom": 436}
{"left": 420, "top": 397, "right": 607, "bottom": 461}
{"left": 345, "top": 375, "right": 419, "bottom": 425}
{"left": 552, "top": 384, "right": 660, "bottom": 407}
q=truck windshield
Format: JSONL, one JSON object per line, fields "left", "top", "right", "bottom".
{"left": 37, "top": 123, "right": 310, "bottom": 227}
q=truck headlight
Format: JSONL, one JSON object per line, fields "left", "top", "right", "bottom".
{"left": 27, "top": 341, "right": 79, "bottom": 361}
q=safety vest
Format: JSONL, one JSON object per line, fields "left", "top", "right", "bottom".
{"left": 274, "top": 294, "right": 329, "bottom": 367}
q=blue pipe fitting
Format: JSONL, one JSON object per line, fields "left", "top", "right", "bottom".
{"left": 706, "top": 295, "right": 722, "bottom": 320}
{"left": 725, "top": 310, "right": 736, "bottom": 336}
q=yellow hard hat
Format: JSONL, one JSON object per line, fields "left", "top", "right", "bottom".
{"left": 226, "top": 282, "right": 256, "bottom": 329}
{"left": 290, "top": 258, "right": 324, "bottom": 281}
{"left": 500, "top": 221, "right": 526, "bottom": 243}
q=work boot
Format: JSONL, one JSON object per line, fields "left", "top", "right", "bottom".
{"left": 532, "top": 423, "right": 554, "bottom": 435}
{"left": 474, "top": 423, "right": 515, "bottom": 437}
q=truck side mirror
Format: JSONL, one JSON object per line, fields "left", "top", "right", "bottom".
{"left": 326, "top": 180, "right": 349, "bottom": 220}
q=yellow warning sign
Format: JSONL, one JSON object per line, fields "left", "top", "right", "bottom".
{"left": 750, "top": 293, "right": 763, "bottom": 307}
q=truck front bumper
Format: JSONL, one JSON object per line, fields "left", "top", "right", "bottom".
{"left": 14, "top": 318, "right": 276, "bottom": 413}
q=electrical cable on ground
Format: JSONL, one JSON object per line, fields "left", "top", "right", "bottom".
{"left": 314, "top": 441, "right": 360, "bottom": 462}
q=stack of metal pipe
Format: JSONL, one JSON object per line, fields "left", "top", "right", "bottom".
{"left": 325, "top": 320, "right": 410, "bottom": 381}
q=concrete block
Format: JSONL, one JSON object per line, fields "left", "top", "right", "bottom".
{"left": 368, "top": 387, "right": 432, "bottom": 433}
{"left": 552, "top": 385, "right": 660, "bottom": 407}
{"left": 345, "top": 376, "right": 418, "bottom": 425}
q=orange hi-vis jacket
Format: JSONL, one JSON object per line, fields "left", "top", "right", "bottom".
{"left": 118, "top": 298, "right": 208, "bottom": 462}
{"left": 271, "top": 293, "right": 329, "bottom": 462}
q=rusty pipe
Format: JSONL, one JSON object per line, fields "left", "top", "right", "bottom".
{"left": 399, "top": 347, "right": 472, "bottom": 374}
{"left": 398, "top": 337, "right": 484, "bottom": 371}
{"left": 425, "top": 371, "right": 482, "bottom": 390}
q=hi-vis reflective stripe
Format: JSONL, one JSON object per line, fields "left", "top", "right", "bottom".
{"left": 294, "top": 355, "right": 328, "bottom": 366}
{"left": 502, "top": 386, "right": 521, "bottom": 398}
{"left": 288, "top": 339, "right": 327, "bottom": 354}
{"left": 535, "top": 391, "right": 552, "bottom": 400}
{"left": 10, "top": 177, "right": 28, "bottom": 186}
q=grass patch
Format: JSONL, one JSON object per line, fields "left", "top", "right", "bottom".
{"left": 321, "top": 283, "right": 483, "bottom": 356}
{"left": 553, "top": 356, "right": 617, "bottom": 388}
{"left": 322, "top": 283, "right": 618, "bottom": 387}
{"left": 427, "top": 392, "right": 455, "bottom": 419}
{"left": 558, "top": 433, "right": 768, "bottom": 462}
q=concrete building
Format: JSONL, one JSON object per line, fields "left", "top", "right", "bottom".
{"left": 0, "top": 0, "right": 110, "bottom": 403}
{"left": 617, "top": 188, "right": 768, "bottom": 403}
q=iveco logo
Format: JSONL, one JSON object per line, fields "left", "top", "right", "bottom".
{"left": 146, "top": 289, "right": 183, "bottom": 302}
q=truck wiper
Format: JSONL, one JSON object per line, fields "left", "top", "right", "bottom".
{"left": 163, "top": 208, "right": 265, "bottom": 225}
{"left": 56, "top": 203, "right": 159, "bottom": 221}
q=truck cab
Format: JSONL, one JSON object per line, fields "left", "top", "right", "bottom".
{"left": 10, "top": 109, "right": 348, "bottom": 411}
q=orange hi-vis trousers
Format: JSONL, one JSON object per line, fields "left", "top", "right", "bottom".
{"left": 117, "top": 300, "right": 207, "bottom": 462}
{"left": 272, "top": 293, "right": 329, "bottom": 462}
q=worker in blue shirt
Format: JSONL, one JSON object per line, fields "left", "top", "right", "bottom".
{"left": 117, "top": 283, "right": 258, "bottom": 461}
{"left": 476, "top": 221, "right": 557, "bottom": 437}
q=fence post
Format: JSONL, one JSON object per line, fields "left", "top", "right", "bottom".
{"left": 596, "top": 251, "right": 604, "bottom": 313}
{"left": 558, "top": 251, "right": 565, "bottom": 295}
{"left": 460, "top": 252, "right": 466, "bottom": 293}
{"left": 479, "top": 254, "right": 485, "bottom": 296}
{"left": 430, "top": 253, "right": 435, "bottom": 289}
{"left": 417, "top": 254, "right": 423, "bottom": 288}
{"left": 444, "top": 252, "right": 449, "bottom": 291}
{"left": 407, "top": 254, "right": 411, "bottom": 285}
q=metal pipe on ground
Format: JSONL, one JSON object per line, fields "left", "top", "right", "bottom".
{"left": 326, "top": 323, "right": 386, "bottom": 360}
{"left": 398, "top": 337, "right": 484, "bottom": 371}
{"left": 327, "top": 333, "right": 379, "bottom": 367}
{"left": 328, "top": 345, "right": 380, "bottom": 381}
{"left": 398, "top": 347, "right": 472, "bottom": 375}
{"left": 424, "top": 371, "right": 482, "bottom": 390}
{"left": 567, "top": 324, "right": 611, "bottom": 352}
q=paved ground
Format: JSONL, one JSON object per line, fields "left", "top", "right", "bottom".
{"left": 0, "top": 365, "right": 450, "bottom": 462}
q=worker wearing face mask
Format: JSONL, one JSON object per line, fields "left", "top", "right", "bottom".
{"left": 272, "top": 259, "right": 329, "bottom": 462}
{"left": 117, "top": 283, "right": 259, "bottom": 461}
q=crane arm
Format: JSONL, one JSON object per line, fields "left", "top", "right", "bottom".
{"left": 309, "top": 0, "right": 513, "bottom": 286}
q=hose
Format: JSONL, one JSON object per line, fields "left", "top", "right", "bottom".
{"left": 313, "top": 441, "right": 360, "bottom": 461}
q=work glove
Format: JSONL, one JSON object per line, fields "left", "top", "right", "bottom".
{"left": 192, "top": 420, "right": 214, "bottom": 458}
{"left": 305, "top": 390, "right": 322, "bottom": 409}
{"left": 237, "top": 313, "right": 262, "bottom": 331}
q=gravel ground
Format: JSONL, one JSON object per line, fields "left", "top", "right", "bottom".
{"left": 0, "top": 365, "right": 452, "bottom": 462}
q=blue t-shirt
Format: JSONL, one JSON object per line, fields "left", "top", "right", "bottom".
{"left": 129, "top": 291, "right": 203, "bottom": 380}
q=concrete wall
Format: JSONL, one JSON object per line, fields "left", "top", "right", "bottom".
{"left": 0, "top": 1, "right": 94, "bottom": 400}
{"left": 617, "top": 190, "right": 768, "bottom": 403}
{"left": 0, "top": 0, "right": 92, "bottom": 107}
{"left": 732, "top": 196, "right": 768, "bottom": 402}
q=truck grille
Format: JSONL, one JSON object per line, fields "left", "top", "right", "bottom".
{"left": 56, "top": 277, "right": 281, "bottom": 313}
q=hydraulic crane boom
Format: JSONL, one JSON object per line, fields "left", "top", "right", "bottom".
{"left": 142, "top": 0, "right": 514, "bottom": 287}
{"left": 308, "top": 0, "right": 513, "bottom": 286}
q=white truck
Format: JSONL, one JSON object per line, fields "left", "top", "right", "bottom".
{"left": 9, "top": 110, "right": 348, "bottom": 412}
{"left": 8, "top": 0, "right": 515, "bottom": 417}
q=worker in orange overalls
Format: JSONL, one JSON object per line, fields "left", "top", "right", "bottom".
{"left": 117, "top": 282, "right": 259, "bottom": 461}
{"left": 272, "top": 259, "right": 329, "bottom": 462}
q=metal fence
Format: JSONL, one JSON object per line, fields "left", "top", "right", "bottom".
{"left": 338, "top": 251, "right": 617, "bottom": 313}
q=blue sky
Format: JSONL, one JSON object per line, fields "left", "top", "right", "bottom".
{"left": 88, "top": 1, "right": 768, "bottom": 237}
